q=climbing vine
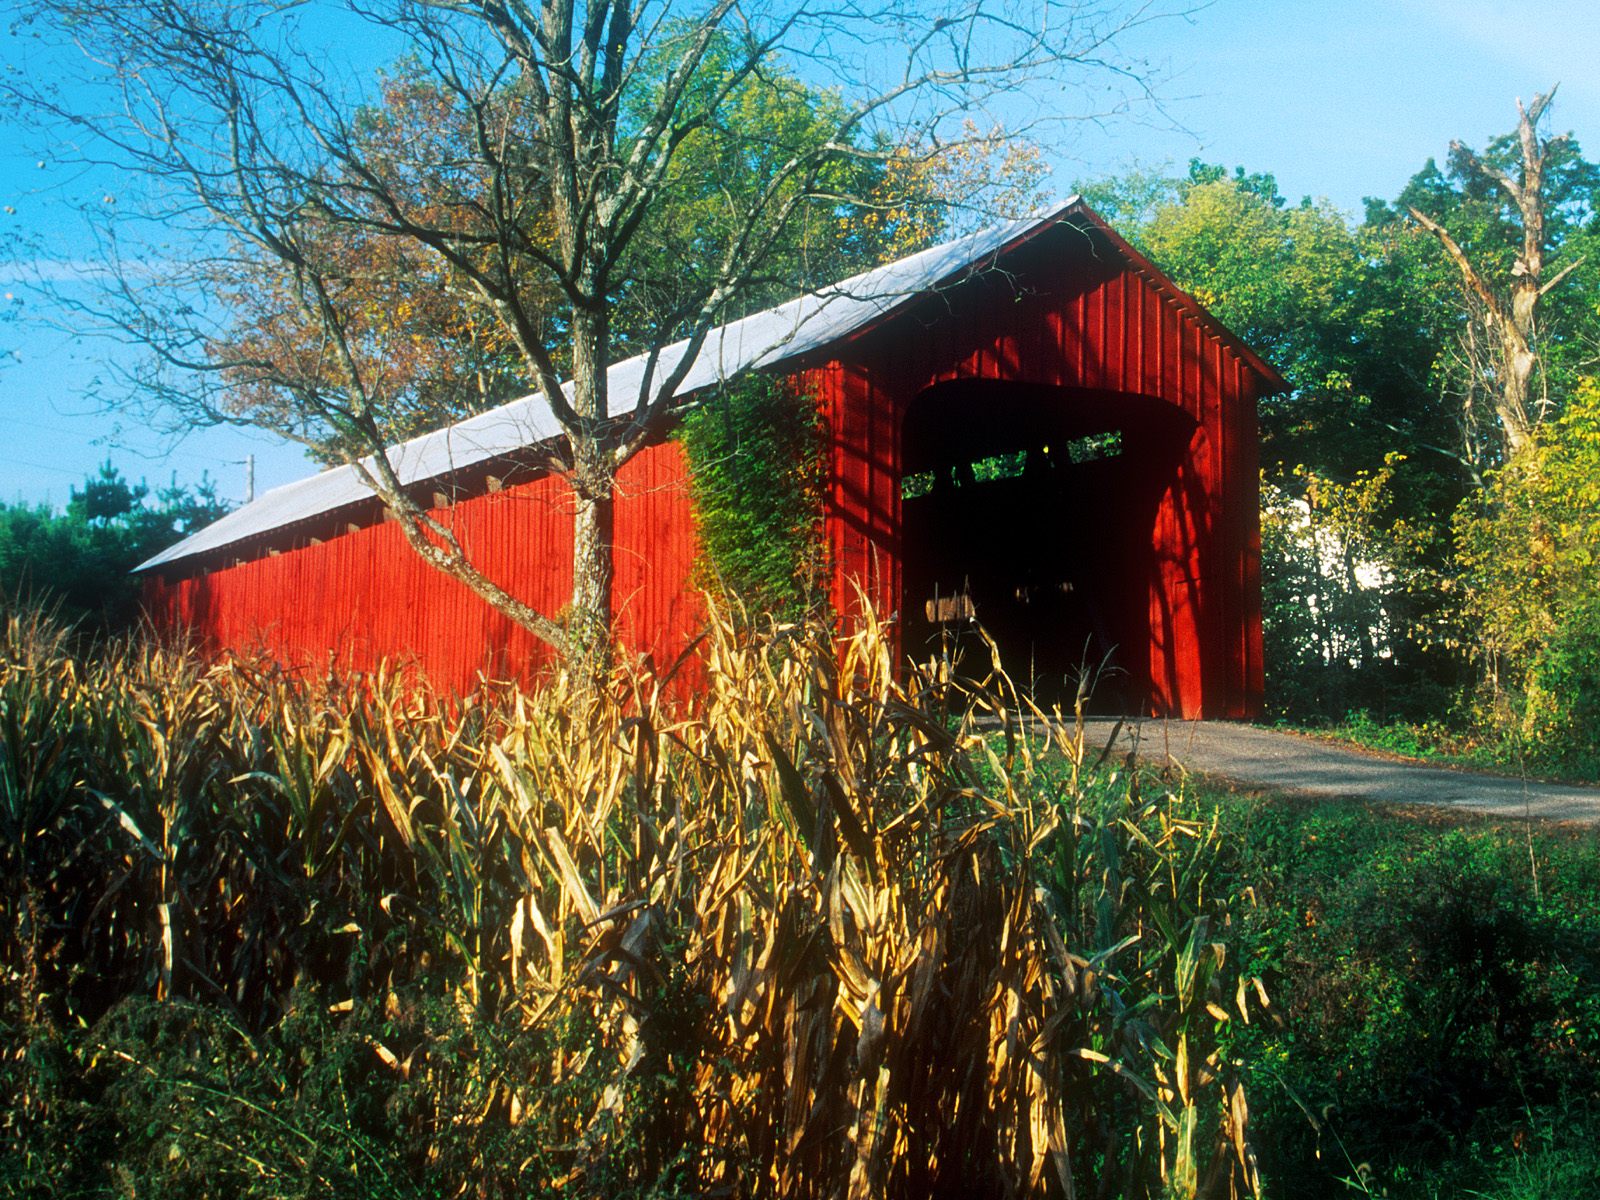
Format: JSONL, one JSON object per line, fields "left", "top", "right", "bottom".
{"left": 675, "top": 374, "right": 827, "bottom": 621}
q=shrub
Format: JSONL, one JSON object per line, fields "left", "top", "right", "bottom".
{"left": 1196, "top": 788, "right": 1600, "bottom": 1199}
{"left": 675, "top": 374, "right": 827, "bottom": 620}
{"left": 1457, "top": 378, "right": 1600, "bottom": 772}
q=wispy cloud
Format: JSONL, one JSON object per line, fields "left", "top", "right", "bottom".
{"left": 1, "top": 255, "right": 180, "bottom": 286}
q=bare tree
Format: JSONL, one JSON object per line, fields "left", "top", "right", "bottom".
{"left": 1409, "top": 88, "right": 1586, "bottom": 464}
{"left": 7, "top": 0, "right": 1171, "bottom": 672}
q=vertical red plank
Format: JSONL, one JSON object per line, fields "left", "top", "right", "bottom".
{"left": 1072, "top": 282, "right": 1086, "bottom": 386}
{"left": 822, "top": 361, "right": 855, "bottom": 622}
{"left": 1107, "top": 270, "right": 1125, "bottom": 393}
{"left": 613, "top": 436, "right": 698, "bottom": 678}
{"left": 1144, "top": 278, "right": 1160, "bottom": 398}
{"left": 1132, "top": 272, "right": 1144, "bottom": 395}
{"left": 1224, "top": 353, "right": 1246, "bottom": 717}
{"left": 145, "top": 454, "right": 614, "bottom": 695}
{"left": 1241, "top": 363, "right": 1265, "bottom": 717}
{"left": 868, "top": 365, "right": 898, "bottom": 623}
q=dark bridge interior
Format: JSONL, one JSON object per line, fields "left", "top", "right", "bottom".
{"left": 899, "top": 380, "right": 1196, "bottom": 711}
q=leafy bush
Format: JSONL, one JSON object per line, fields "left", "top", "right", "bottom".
{"left": 675, "top": 374, "right": 826, "bottom": 620}
{"left": 1192, "top": 787, "right": 1600, "bottom": 1198}
{"left": 1392, "top": 1104, "right": 1600, "bottom": 1200}
{"left": 1321, "top": 710, "right": 1461, "bottom": 760}
{"left": 1457, "top": 378, "right": 1600, "bottom": 773}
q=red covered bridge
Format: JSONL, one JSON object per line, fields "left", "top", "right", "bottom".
{"left": 140, "top": 199, "right": 1286, "bottom": 718}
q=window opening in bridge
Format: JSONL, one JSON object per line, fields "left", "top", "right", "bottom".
{"left": 901, "top": 469, "right": 936, "bottom": 500}
{"left": 899, "top": 433, "right": 1123, "bottom": 501}
{"left": 1062, "top": 429, "right": 1122, "bottom": 463}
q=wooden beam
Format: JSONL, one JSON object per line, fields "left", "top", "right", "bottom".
{"left": 924, "top": 594, "right": 976, "bottom": 624}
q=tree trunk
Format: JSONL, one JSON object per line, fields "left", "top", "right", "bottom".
{"left": 1408, "top": 89, "right": 1584, "bottom": 468}
{"left": 570, "top": 463, "right": 615, "bottom": 681}
{"left": 1502, "top": 339, "right": 1538, "bottom": 457}
{"left": 567, "top": 300, "right": 615, "bottom": 681}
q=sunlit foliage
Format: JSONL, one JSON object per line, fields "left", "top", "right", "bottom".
{"left": 1457, "top": 379, "right": 1600, "bottom": 768}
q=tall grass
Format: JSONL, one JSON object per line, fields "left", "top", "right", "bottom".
{"left": 1, "top": 603, "right": 1263, "bottom": 1197}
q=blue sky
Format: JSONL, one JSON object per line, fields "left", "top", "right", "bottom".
{"left": 3, "top": 0, "right": 1598, "bottom": 509}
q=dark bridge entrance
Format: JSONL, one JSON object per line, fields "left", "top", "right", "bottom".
{"left": 898, "top": 380, "right": 1197, "bottom": 711}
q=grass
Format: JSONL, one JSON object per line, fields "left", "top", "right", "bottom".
{"left": 1394, "top": 1106, "right": 1600, "bottom": 1199}
{"left": 1282, "top": 710, "right": 1600, "bottom": 785}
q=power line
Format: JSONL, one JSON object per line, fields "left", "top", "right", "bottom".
{"left": 0, "top": 454, "right": 85, "bottom": 478}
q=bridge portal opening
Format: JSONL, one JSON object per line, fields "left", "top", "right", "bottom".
{"left": 898, "top": 380, "right": 1195, "bottom": 711}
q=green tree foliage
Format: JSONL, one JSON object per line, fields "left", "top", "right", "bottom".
{"left": 1378, "top": 103, "right": 1600, "bottom": 759}
{"left": 1084, "top": 161, "right": 1453, "bottom": 502}
{"left": 675, "top": 376, "right": 826, "bottom": 621}
{"left": 1456, "top": 379, "right": 1600, "bottom": 769}
{"left": 615, "top": 35, "right": 890, "bottom": 343}
{"left": 1087, "top": 123, "right": 1600, "bottom": 731}
{"left": 0, "top": 463, "right": 229, "bottom": 634}
{"left": 1082, "top": 160, "right": 1466, "bottom": 715}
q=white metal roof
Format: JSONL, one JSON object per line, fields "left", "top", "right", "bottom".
{"left": 139, "top": 200, "right": 1082, "bottom": 571}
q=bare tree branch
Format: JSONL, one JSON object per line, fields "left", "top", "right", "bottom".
{"left": 1409, "top": 88, "right": 1582, "bottom": 464}
{"left": 5, "top": 0, "right": 1180, "bottom": 672}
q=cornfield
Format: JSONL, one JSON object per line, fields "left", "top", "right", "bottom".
{"left": 1, "top": 604, "right": 1264, "bottom": 1198}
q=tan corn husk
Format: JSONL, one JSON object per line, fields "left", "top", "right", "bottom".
{"left": 0, "top": 601, "right": 1264, "bottom": 1197}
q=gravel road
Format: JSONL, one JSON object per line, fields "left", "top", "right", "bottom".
{"left": 1083, "top": 717, "right": 1600, "bottom": 824}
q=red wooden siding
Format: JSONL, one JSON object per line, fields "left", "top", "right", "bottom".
{"left": 146, "top": 439, "right": 699, "bottom": 696}
{"left": 610, "top": 438, "right": 704, "bottom": 679}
